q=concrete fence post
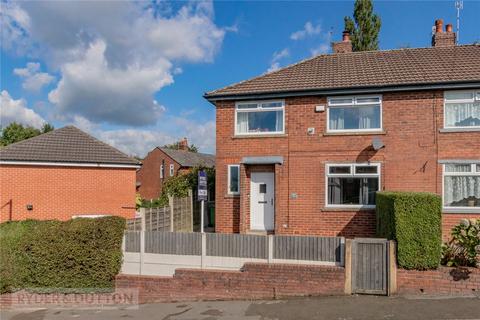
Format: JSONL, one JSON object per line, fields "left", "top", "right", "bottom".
{"left": 267, "top": 235, "right": 274, "bottom": 263}
{"left": 201, "top": 232, "right": 207, "bottom": 269}
{"left": 139, "top": 230, "right": 145, "bottom": 275}
{"left": 168, "top": 196, "right": 174, "bottom": 232}
{"left": 140, "top": 207, "right": 146, "bottom": 231}
{"left": 188, "top": 189, "right": 194, "bottom": 232}
{"left": 388, "top": 240, "right": 397, "bottom": 296}
{"left": 344, "top": 239, "right": 353, "bottom": 295}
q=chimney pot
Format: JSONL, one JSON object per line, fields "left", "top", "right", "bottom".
{"left": 435, "top": 19, "right": 444, "bottom": 33}
{"left": 332, "top": 31, "right": 352, "bottom": 54}
{"left": 432, "top": 19, "right": 456, "bottom": 47}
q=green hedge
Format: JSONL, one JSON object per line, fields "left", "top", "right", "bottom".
{"left": 376, "top": 192, "right": 442, "bottom": 270}
{"left": 0, "top": 216, "right": 125, "bottom": 294}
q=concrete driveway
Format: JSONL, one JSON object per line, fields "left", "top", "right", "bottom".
{"left": 2, "top": 295, "right": 480, "bottom": 320}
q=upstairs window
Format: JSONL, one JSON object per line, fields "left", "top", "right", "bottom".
{"left": 235, "top": 101, "right": 284, "bottom": 135}
{"left": 327, "top": 96, "right": 382, "bottom": 132}
{"left": 169, "top": 164, "right": 174, "bottom": 176}
{"left": 326, "top": 163, "right": 380, "bottom": 208}
{"left": 443, "top": 163, "right": 480, "bottom": 210}
{"left": 444, "top": 90, "right": 480, "bottom": 129}
{"left": 160, "top": 164, "right": 164, "bottom": 179}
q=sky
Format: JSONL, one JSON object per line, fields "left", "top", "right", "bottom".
{"left": 1, "top": 0, "right": 479, "bottom": 157}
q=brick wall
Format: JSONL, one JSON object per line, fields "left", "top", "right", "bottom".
{"left": 0, "top": 165, "right": 136, "bottom": 221}
{"left": 215, "top": 90, "right": 480, "bottom": 238}
{"left": 116, "top": 263, "right": 345, "bottom": 303}
{"left": 397, "top": 267, "right": 480, "bottom": 296}
{"left": 136, "top": 148, "right": 182, "bottom": 200}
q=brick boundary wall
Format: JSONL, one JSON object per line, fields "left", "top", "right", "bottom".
{"left": 397, "top": 267, "right": 480, "bottom": 296}
{"left": 116, "top": 263, "right": 345, "bottom": 303}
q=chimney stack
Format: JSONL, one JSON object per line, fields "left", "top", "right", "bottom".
{"left": 332, "top": 31, "right": 353, "bottom": 54}
{"left": 432, "top": 19, "right": 456, "bottom": 47}
{"left": 178, "top": 137, "right": 188, "bottom": 151}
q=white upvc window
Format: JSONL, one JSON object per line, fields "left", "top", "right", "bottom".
{"left": 443, "top": 163, "right": 480, "bottom": 211}
{"left": 327, "top": 95, "right": 382, "bottom": 133}
{"left": 160, "top": 164, "right": 164, "bottom": 179}
{"left": 235, "top": 100, "right": 285, "bottom": 135}
{"left": 444, "top": 90, "right": 480, "bottom": 129}
{"left": 227, "top": 165, "right": 240, "bottom": 194}
{"left": 325, "top": 163, "right": 381, "bottom": 208}
{"left": 169, "top": 164, "right": 174, "bottom": 176}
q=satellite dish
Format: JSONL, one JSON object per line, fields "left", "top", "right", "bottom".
{"left": 372, "top": 137, "right": 385, "bottom": 151}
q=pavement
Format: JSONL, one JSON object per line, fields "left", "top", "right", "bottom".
{"left": 2, "top": 295, "right": 480, "bottom": 320}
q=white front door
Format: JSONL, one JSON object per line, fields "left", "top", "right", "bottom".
{"left": 250, "top": 172, "right": 275, "bottom": 231}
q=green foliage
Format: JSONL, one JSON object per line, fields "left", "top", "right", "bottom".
{"left": 344, "top": 0, "right": 381, "bottom": 51}
{"left": 163, "top": 141, "right": 198, "bottom": 153}
{"left": 0, "top": 220, "right": 42, "bottom": 293}
{"left": 376, "top": 192, "right": 442, "bottom": 270}
{"left": 0, "top": 122, "right": 54, "bottom": 146}
{"left": 139, "top": 166, "right": 215, "bottom": 208}
{"left": 442, "top": 219, "right": 480, "bottom": 267}
{"left": 0, "top": 217, "right": 125, "bottom": 293}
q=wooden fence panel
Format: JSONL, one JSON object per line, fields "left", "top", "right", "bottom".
{"left": 124, "top": 231, "right": 140, "bottom": 252}
{"left": 206, "top": 233, "right": 267, "bottom": 259}
{"left": 273, "top": 235, "right": 342, "bottom": 263}
{"left": 145, "top": 231, "right": 201, "bottom": 255}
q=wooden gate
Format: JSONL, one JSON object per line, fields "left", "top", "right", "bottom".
{"left": 352, "top": 238, "right": 389, "bottom": 295}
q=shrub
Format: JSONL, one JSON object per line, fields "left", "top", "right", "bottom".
{"left": 0, "top": 216, "right": 125, "bottom": 293}
{"left": 0, "top": 220, "right": 44, "bottom": 293}
{"left": 376, "top": 192, "right": 442, "bottom": 270}
{"left": 442, "top": 219, "right": 480, "bottom": 267}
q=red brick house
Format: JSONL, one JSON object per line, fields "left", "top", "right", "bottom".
{"left": 136, "top": 140, "right": 215, "bottom": 200}
{"left": 0, "top": 126, "right": 140, "bottom": 222}
{"left": 204, "top": 20, "right": 480, "bottom": 238}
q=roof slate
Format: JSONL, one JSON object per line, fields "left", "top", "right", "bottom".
{"left": 0, "top": 126, "right": 140, "bottom": 166}
{"left": 204, "top": 45, "right": 480, "bottom": 99}
{"left": 160, "top": 147, "right": 215, "bottom": 168}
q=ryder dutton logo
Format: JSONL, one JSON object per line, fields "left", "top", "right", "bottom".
{"left": 7, "top": 289, "right": 139, "bottom": 309}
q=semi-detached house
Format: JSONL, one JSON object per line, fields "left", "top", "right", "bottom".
{"left": 204, "top": 20, "right": 480, "bottom": 239}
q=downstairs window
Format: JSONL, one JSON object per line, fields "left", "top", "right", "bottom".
{"left": 443, "top": 163, "right": 480, "bottom": 210}
{"left": 326, "top": 163, "right": 380, "bottom": 208}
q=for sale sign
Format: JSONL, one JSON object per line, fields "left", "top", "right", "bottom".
{"left": 198, "top": 170, "right": 208, "bottom": 201}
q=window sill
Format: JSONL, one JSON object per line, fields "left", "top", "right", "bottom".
{"left": 224, "top": 194, "right": 240, "bottom": 198}
{"left": 323, "top": 130, "right": 386, "bottom": 137}
{"left": 442, "top": 208, "right": 480, "bottom": 214}
{"left": 321, "top": 207, "right": 376, "bottom": 212}
{"left": 439, "top": 128, "right": 480, "bottom": 133}
{"left": 232, "top": 134, "right": 288, "bottom": 139}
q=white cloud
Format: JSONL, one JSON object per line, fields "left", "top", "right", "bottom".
{"left": 13, "top": 62, "right": 55, "bottom": 92}
{"left": 0, "top": 90, "right": 45, "bottom": 128}
{"left": 69, "top": 114, "right": 215, "bottom": 157}
{"left": 310, "top": 31, "right": 332, "bottom": 56}
{"left": 48, "top": 40, "right": 171, "bottom": 126}
{"left": 267, "top": 48, "right": 289, "bottom": 73}
{"left": 311, "top": 43, "right": 331, "bottom": 56}
{"left": 290, "top": 22, "right": 322, "bottom": 41}
{"left": 3, "top": 1, "right": 228, "bottom": 126}
{"left": 97, "top": 128, "right": 176, "bottom": 157}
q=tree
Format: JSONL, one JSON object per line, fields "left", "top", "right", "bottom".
{"left": 163, "top": 141, "right": 198, "bottom": 153}
{"left": 344, "top": 0, "right": 381, "bottom": 52}
{"left": 0, "top": 122, "right": 54, "bottom": 146}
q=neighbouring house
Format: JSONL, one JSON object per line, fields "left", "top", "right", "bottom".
{"left": 136, "top": 138, "right": 215, "bottom": 200}
{"left": 0, "top": 126, "right": 140, "bottom": 222}
{"left": 204, "top": 19, "right": 480, "bottom": 238}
